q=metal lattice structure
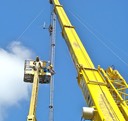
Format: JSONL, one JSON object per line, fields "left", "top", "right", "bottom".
{"left": 49, "top": 7, "right": 56, "bottom": 121}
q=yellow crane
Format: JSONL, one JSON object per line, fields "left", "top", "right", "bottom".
{"left": 50, "top": 0, "right": 128, "bottom": 120}
{"left": 24, "top": 0, "right": 128, "bottom": 121}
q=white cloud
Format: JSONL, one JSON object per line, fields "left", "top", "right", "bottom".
{"left": 0, "top": 41, "right": 34, "bottom": 121}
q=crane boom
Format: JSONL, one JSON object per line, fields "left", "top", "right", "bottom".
{"left": 51, "top": 0, "right": 128, "bottom": 120}
{"left": 27, "top": 61, "right": 40, "bottom": 121}
{"left": 25, "top": 56, "right": 52, "bottom": 121}
{"left": 52, "top": 0, "right": 94, "bottom": 71}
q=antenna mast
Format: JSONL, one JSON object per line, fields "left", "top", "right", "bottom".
{"left": 48, "top": 6, "right": 56, "bottom": 121}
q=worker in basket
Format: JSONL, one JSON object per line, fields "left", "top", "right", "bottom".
{"left": 47, "top": 64, "right": 55, "bottom": 75}
{"left": 33, "top": 56, "right": 42, "bottom": 71}
{"left": 42, "top": 64, "right": 55, "bottom": 83}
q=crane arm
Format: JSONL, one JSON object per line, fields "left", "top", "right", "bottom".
{"left": 27, "top": 61, "right": 40, "bottom": 121}
{"left": 51, "top": 0, "right": 128, "bottom": 120}
{"left": 52, "top": 0, "right": 94, "bottom": 71}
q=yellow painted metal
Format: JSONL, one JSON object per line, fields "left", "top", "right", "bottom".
{"left": 53, "top": 0, "right": 128, "bottom": 120}
{"left": 27, "top": 62, "right": 40, "bottom": 121}
{"left": 53, "top": 0, "right": 94, "bottom": 70}
{"left": 98, "top": 67, "right": 128, "bottom": 120}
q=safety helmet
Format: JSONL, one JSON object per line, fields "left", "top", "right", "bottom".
{"left": 50, "top": 64, "right": 53, "bottom": 68}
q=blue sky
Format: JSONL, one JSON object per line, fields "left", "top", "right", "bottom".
{"left": 0, "top": 0, "right": 128, "bottom": 121}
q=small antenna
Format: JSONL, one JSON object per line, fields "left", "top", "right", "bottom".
{"left": 43, "top": 22, "right": 46, "bottom": 29}
{"left": 42, "top": 22, "right": 49, "bottom": 29}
